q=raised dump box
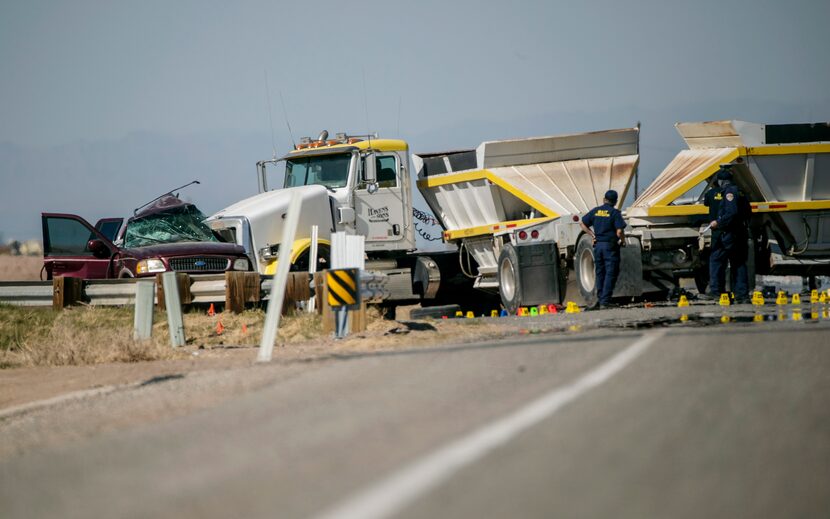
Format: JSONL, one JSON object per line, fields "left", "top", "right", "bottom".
{"left": 413, "top": 128, "right": 640, "bottom": 308}
{"left": 415, "top": 128, "right": 639, "bottom": 240}
{"left": 629, "top": 121, "right": 830, "bottom": 275}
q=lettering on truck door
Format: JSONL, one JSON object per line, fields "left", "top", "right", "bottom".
{"left": 355, "top": 154, "right": 406, "bottom": 244}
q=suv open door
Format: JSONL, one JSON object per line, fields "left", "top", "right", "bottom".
{"left": 94, "top": 217, "right": 124, "bottom": 242}
{"left": 42, "top": 213, "right": 117, "bottom": 279}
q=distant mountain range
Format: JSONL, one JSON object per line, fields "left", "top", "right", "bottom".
{"left": 2, "top": 99, "right": 827, "bottom": 241}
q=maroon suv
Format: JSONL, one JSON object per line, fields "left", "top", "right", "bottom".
{"left": 41, "top": 195, "right": 251, "bottom": 279}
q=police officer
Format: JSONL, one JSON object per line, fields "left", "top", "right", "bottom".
{"left": 709, "top": 167, "right": 751, "bottom": 303}
{"left": 701, "top": 169, "right": 725, "bottom": 299}
{"left": 580, "top": 190, "right": 626, "bottom": 310}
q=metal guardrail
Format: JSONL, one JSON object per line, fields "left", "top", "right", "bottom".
{"left": 0, "top": 281, "right": 53, "bottom": 307}
{"left": 0, "top": 271, "right": 391, "bottom": 308}
{"left": 0, "top": 275, "right": 226, "bottom": 308}
{"left": 189, "top": 274, "right": 226, "bottom": 304}
{"left": 84, "top": 278, "right": 146, "bottom": 306}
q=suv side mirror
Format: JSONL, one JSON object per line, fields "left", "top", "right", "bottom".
{"left": 87, "top": 239, "right": 109, "bottom": 258}
{"left": 363, "top": 154, "right": 379, "bottom": 194}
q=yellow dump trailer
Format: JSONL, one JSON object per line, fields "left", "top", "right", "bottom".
{"left": 627, "top": 120, "right": 830, "bottom": 293}
{"left": 415, "top": 127, "right": 641, "bottom": 311}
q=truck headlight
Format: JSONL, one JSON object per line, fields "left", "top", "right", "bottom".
{"left": 258, "top": 244, "right": 279, "bottom": 262}
{"left": 136, "top": 258, "right": 166, "bottom": 274}
{"left": 232, "top": 258, "right": 250, "bottom": 271}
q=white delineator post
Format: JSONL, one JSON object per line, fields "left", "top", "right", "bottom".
{"left": 133, "top": 280, "right": 155, "bottom": 341}
{"left": 161, "top": 272, "right": 186, "bottom": 348}
{"left": 258, "top": 194, "right": 303, "bottom": 362}
{"left": 307, "top": 224, "right": 319, "bottom": 313}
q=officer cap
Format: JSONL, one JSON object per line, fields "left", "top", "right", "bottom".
{"left": 604, "top": 190, "right": 618, "bottom": 203}
{"left": 716, "top": 167, "right": 733, "bottom": 181}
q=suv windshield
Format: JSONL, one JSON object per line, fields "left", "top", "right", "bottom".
{"left": 123, "top": 206, "right": 218, "bottom": 247}
{"left": 285, "top": 153, "right": 351, "bottom": 189}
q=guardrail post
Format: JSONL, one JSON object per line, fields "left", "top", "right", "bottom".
{"left": 284, "top": 272, "right": 311, "bottom": 315}
{"left": 161, "top": 272, "right": 186, "bottom": 347}
{"left": 52, "top": 276, "right": 83, "bottom": 310}
{"left": 225, "top": 271, "right": 260, "bottom": 314}
{"left": 156, "top": 273, "right": 191, "bottom": 311}
{"left": 314, "top": 272, "right": 325, "bottom": 315}
{"left": 134, "top": 280, "right": 155, "bottom": 341}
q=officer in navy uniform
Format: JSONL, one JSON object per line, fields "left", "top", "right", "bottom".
{"left": 709, "top": 167, "right": 751, "bottom": 303}
{"left": 701, "top": 168, "right": 726, "bottom": 299}
{"left": 580, "top": 190, "right": 627, "bottom": 310}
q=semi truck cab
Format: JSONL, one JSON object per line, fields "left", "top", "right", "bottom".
{"left": 207, "top": 132, "right": 416, "bottom": 276}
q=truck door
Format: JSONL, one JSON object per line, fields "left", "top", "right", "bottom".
{"left": 42, "top": 214, "right": 116, "bottom": 279}
{"left": 354, "top": 153, "right": 407, "bottom": 248}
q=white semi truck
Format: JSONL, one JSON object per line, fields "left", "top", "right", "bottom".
{"left": 206, "top": 131, "right": 465, "bottom": 305}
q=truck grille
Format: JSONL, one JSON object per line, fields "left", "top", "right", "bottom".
{"left": 169, "top": 257, "right": 229, "bottom": 272}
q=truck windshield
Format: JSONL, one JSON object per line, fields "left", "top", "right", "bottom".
{"left": 123, "top": 206, "right": 218, "bottom": 247}
{"left": 285, "top": 153, "right": 351, "bottom": 190}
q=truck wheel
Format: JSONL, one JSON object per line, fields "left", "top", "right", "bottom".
{"left": 291, "top": 245, "right": 330, "bottom": 272}
{"left": 575, "top": 234, "right": 598, "bottom": 305}
{"left": 497, "top": 244, "right": 522, "bottom": 315}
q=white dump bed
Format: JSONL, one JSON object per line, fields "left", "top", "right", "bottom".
{"left": 414, "top": 128, "right": 640, "bottom": 238}
{"left": 629, "top": 120, "right": 830, "bottom": 218}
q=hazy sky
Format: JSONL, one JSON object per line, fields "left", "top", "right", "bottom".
{"left": 1, "top": 0, "right": 829, "bottom": 240}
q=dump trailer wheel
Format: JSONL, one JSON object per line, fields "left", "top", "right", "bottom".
{"left": 497, "top": 244, "right": 522, "bottom": 315}
{"left": 575, "top": 234, "right": 598, "bottom": 306}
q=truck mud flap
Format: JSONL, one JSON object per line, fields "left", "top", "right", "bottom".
{"left": 612, "top": 237, "right": 644, "bottom": 298}
{"left": 515, "top": 242, "right": 564, "bottom": 306}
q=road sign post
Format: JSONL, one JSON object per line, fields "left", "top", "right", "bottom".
{"left": 325, "top": 268, "right": 361, "bottom": 338}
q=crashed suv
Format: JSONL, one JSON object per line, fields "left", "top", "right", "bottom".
{"left": 41, "top": 195, "right": 251, "bottom": 279}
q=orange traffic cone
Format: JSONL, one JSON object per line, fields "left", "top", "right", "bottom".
{"left": 208, "top": 303, "right": 216, "bottom": 317}
{"left": 215, "top": 321, "right": 224, "bottom": 335}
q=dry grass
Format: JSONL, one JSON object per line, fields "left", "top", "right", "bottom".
{"left": 0, "top": 300, "right": 505, "bottom": 369}
{"left": 0, "top": 255, "right": 44, "bottom": 281}
{"left": 0, "top": 303, "right": 336, "bottom": 369}
{"left": 172, "top": 308, "right": 323, "bottom": 348}
{"left": 0, "top": 305, "right": 184, "bottom": 368}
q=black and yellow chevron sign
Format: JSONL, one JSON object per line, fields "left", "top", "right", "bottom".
{"left": 326, "top": 268, "right": 360, "bottom": 308}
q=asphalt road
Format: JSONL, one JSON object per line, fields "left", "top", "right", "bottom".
{"left": 2, "top": 320, "right": 830, "bottom": 519}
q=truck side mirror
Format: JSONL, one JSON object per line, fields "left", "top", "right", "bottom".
{"left": 363, "top": 154, "right": 379, "bottom": 194}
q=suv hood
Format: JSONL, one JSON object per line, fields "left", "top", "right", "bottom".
{"left": 123, "top": 241, "right": 246, "bottom": 258}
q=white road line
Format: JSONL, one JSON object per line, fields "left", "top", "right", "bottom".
{"left": 315, "top": 331, "right": 665, "bottom": 519}
{"left": 0, "top": 384, "right": 124, "bottom": 420}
